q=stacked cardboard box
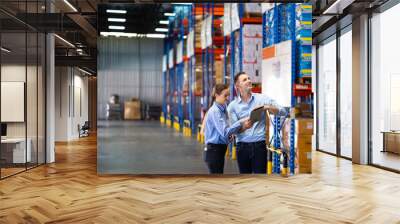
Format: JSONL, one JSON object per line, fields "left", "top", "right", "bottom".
{"left": 244, "top": 3, "right": 262, "bottom": 15}
{"left": 242, "top": 24, "right": 262, "bottom": 83}
{"left": 124, "top": 99, "right": 141, "bottom": 120}
{"left": 295, "top": 118, "right": 313, "bottom": 173}
{"left": 215, "top": 61, "right": 223, "bottom": 84}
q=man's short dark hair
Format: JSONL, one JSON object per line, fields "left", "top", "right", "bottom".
{"left": 234, "top": 72, "right": 247, "bottom": 84}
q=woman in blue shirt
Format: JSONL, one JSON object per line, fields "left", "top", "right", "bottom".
{"left": 203, "top": 84, "right": 252, "bottom": 174}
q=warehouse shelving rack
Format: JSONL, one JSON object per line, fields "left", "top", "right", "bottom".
{"left": 222, "top": 3, "right": 263, "bottom": 158}
{"left": 262, "top": 3, "right": 312, "bottom": 175}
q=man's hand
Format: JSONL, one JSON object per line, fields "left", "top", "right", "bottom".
{"left": 242, "top": 117, "right": 253, "bottom": 130}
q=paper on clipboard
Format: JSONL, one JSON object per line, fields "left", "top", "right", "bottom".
{"left": 250, "top": 105, "right": 264, "bottom": 123}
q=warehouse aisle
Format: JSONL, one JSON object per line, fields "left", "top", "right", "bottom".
{"left": 97, "top": 120, "right": 238, "bottom": 174}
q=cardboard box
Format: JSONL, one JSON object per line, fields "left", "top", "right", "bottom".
{"left": 295, "top": 118, "right": 313, "bottom": 135}
{"left": 124, "top": 100, "right": 141, "bottom": 120}
{"left": 296, "top": 134, "right": 312, "bottom": 173}
{"left": 244, "top": 3, "right": 262, "bottom": 14}
{"left": 215, "top": 61, "right": 223, "bottom": 84}
{"left": 242, "top": 25, "right": 262, "bottom": 83}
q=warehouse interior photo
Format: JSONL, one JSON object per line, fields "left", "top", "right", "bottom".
{"left": 0, "top": 1, "right": 400, "bottom": 223}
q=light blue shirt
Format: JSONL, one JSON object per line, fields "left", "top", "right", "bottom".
{"left": 227, "top": 93, "right": 287, "bottom": 143}
{"left": 204, "top": 102, "right": 243, "bottom": 145}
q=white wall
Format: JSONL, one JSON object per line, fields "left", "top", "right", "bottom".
{"left": 1, "top": 64, "right": 46, "bottom": 164}
{"left": 97, "top": 37, "right": 163, "bottom": 120}
{"left": 55, "top": 67, "right": 89, "bottom": 141}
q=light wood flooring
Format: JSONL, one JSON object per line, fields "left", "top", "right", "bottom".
{"left": 0, "top": 135, "right": 400, "bottom": 223}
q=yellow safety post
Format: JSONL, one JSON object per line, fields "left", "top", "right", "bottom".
{"left": 197, "top": 124, "right": 202, "bottom": 142}
{"left": 267, "top": 161, "right": 272, "bottom": 175}
{"left": 231, "top": 145, "right": 237, "bottom": 160}
{"left": 183, "top": 120, "right": 191, "bottom": 137}
{"left": 225, "top": 146, "right": 230, "bottom": 157}
{"left": 174, "top": 116, "right": 180, "bottom": 132}
{"left": 160, "top": 112, "right": 165, "bottom": 124}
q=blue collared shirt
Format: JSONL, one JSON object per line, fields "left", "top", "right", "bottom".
{"left": 204, "top": 102, "right": 243, "bottom": 145}
{"left": 227, "top": 93, "right": 287, "bottom": 143}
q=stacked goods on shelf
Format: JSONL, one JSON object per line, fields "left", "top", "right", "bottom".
{"left": 106, "top": 94, "right": 122, "bottom": 120}
{"left": 124, "top": 99, "right": 141, "bottom": 120}
{"left": 279, "top": 4, "right": 295, "bottom": 42}
{"left": 234, "top": 31, "right": 241, "bottom": 75}
{"left": 242, "top": 24, "right": 262, "bottom": 83}
{"left": 296, "top": 4, "right": 312, "bottom": 79}
{"left": 195, "top": 55, "right": 203, "bottom": 96}
{"left": 215, "top": 60, "right": 224, "bottom": 84}
{"left": 264, "top": 6, "right": 278, "bottom": 47}
{"left": 195, "top": 15, "right": 203, "bottom": 49}
{"left": 244, "top": 3, "right": 262, "bottom": 16}
{"left": 295, "top": 118, "right": 313, "bottom": 173}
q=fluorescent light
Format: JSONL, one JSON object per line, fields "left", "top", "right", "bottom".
{"left": 172, "top": 3, "right": 192, "bottom": 5}
{"left": 159, "top": 20, "right": 169, "bottom": 25}
{"left": 164, "top": 12, "right": 176, "bottom": 17}
{"left": 54, "top": 34, "right": 75, "bottom": 48}
{"left": 106, "top": 9, "right": 127, "bottom": 14}
{"left": 1, "top": 47, "right": 11, "bottom": 53}
{"left": 63, "top": 0, "right": 78, "bottom": 12}
{"left": 100, "top": 32, "right": 138, "bottom": 37}
{"left": 109, "top": 25, "right": 125, "bottom": 30}
{"left": 183, "top": 35, "right": 187, "bottom": 39}
{"left": 155, "top": 28, "right": 168, "bottom": 32}
{"left": 146, "top": 33, "right": 166, "bottom": 38}
{"left": 78, "top": 67, "right": 93, "bottom": 76}
{"left": 108, "top": 18, "right": 126, "bottom": 22}
{"left": 76, "top": 49, "right": 83, "bottom": 52}
{"left": 100, "top": 32, "right": 164, "bottom": 38}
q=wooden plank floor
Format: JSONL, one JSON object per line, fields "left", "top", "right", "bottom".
{"left": 1, "top": 135, "right": 400, "bottom": 223}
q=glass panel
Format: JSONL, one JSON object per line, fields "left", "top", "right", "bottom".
{"left": 38, "top": 32, "right": 45, "bottom": 165}
{"left": 317, "top": 36, "right": 337, "bottom": 154}
{"left": 1, "top": 6, "right": 28, "bottom": 177}
{"left": 26, "top": 0, "right": 39, "bottom": 170}
{"left": 371, "top": 4, "right": 400, "bottom": 171}
{"left": 339, "top": 29, "right": 352, "bottom": 158}
{"left": 27, "top": 30, "right": 38, "bottom": 169}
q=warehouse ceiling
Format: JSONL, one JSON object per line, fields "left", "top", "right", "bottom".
{"left": 310, "top": 0, "right": 391, "bottom": 42}
{"left": 1, "top": 0, "right": 396, "bottom": 74}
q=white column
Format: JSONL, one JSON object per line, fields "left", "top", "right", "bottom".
{"left": 46, "top": 0, "right": 55, "bottom": 163}
{"left": 46, "top": 33, "right": 55, "bottom": 163}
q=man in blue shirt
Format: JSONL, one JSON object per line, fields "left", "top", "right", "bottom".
{"left": 227, "top": 72, "right": 288, "bottom": 174}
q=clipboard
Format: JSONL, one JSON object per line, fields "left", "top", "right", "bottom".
{"left": 250, "top": 105, "right": 264, "bottom": 123}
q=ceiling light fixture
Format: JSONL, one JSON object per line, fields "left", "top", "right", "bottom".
{"left": 106, "top": 9, "right": 127, "bottom": 14}
{"left": 100, "top": 32, "right": 138, "bottom": 37}
{"left": 159, "top": 20, "right": 169, "bottom": 25}
{"left": 155, "top": 28, "right": 168, "bottom": 32}
{"left": 54, "top": 34, "right": 75, "bottom": 48}
{"left": 63, "top": 0, "right": 78, "bottom": 12}
{"left": 146, "top": 33, "right": 166, "bottom": 39}
{"left": 164, "top": 12, "right": 176, "bottom": 17}
{"left": 108, "top": 18, "right": 126, "bottom": 22}
{"left": 1, "top": 47, "right": 11, "bottom": 53}
{"left": 109, "top": 25, "right": 125, "bottom": 30}
{"left": 78, "top": 67, "right": 93, "bottom": 76}
{"left": 172, "top": 3, "right": 192, "bottom": 5}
